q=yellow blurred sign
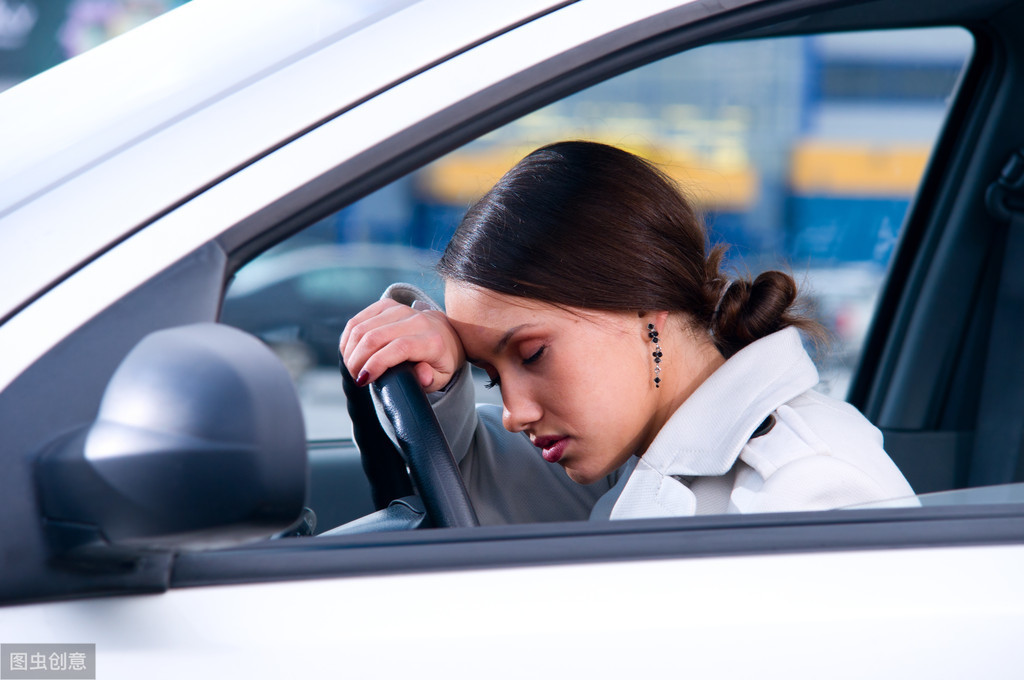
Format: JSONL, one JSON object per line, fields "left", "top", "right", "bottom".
{"left": 790, "top": 141, "right": 931, "bottom": 197}
{"left": 419, "top": 142, "right": 758, "bottom": 212}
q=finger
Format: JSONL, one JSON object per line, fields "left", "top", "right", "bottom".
{"left": 341, "top": 301, "right": 421, "bottom": 372}
{"left": 354, "top": 329, "right": 452, "bottom": 390}
{"left": 345, "top": 313, "right": 444, "bottom": 382}
{"left": 339, "top": 298, "right": 406, "bottom": 361}
{"left": 414, "top": 362, "right": 434, "bottom": 389}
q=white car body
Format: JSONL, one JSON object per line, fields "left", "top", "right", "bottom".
{"left": 2, "top": 0, "right": 1023, "bottom": 677}
{"left": 10, "top": 545, "right": 1023, "bottom": 677}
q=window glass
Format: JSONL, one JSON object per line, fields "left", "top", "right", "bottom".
{"left": 221, "top": 27, "right": 973, "bottom": 441}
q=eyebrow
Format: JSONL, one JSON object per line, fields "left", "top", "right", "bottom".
{"left": 466, "top": 323, "right": 538, "bottom": 364}
{"left": 496, "top": 324, "right": 537, "bottom": 353}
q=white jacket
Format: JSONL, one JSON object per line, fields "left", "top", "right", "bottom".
{"left": 386, "top": 284, "right": 915, "bottom": 524}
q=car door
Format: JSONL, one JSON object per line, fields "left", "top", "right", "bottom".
{"left": 3, "top": 0, "right": 1024, "bottom": 678}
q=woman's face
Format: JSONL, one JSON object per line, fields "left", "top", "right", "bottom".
{"left": 444, "top": 282, "right": 670, "bottom": 484}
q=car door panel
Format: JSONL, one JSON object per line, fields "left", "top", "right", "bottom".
{"left": 5, "top": 543, "right": 1023, "bottom": 678}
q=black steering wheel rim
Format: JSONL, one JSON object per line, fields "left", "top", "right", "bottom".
{"left": 369, "top": 364, "right": 479, "bottom": 528}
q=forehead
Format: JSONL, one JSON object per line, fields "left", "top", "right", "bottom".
{"left": 443, "top": 282, "right": 637, "bottom": 352}
{"left": 443, "top": 282, "right": 557, "bottom": 327}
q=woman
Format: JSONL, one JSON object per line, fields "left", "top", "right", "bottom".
{"left": 340, "top": 141, "right": 913, "bottom": 524}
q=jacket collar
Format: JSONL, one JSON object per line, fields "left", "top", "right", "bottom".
{"left": 638, "top": 326, "right": 819, "bottom": 478}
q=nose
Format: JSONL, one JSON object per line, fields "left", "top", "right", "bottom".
{"left": 500, "top": 379, "right": 542, "bottom": 433}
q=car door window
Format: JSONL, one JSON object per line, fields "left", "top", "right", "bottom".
{"left": 221, "top": 27, "right": 973, "bottom": 442}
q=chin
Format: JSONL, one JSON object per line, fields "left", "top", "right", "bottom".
{"left": 563, "top": 465, "right": 601, "bottom": 485}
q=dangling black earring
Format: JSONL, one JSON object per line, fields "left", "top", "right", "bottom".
{"left": 648, "top": 323, "right": 662, "bottom": 388}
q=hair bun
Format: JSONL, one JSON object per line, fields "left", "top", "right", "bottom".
{"left": 712, "top": 270, "right": 800, "bottom": 358}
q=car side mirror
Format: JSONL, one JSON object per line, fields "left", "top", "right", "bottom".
{"left": 35, "top": 323, "right": 308, "bottom": 558}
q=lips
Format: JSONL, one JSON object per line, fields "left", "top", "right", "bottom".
{"left": 532, "top": 435, "right": 569, "bottom": 463}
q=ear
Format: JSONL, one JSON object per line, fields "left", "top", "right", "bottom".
{"left": 638, "top": 310, "right": 670, "bottom": 335}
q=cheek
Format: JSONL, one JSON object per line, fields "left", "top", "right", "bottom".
{"left": 554, "top": 341, "right": 650, "bottom": 425}
{"left": 602, "top": 336, "right": 652, "bottom": 391}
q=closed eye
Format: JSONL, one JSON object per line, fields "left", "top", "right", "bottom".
{"left": 483, "top": 346, "right": 545, "bottom": 389}
{"left": 469, "top": 362, "right": 500, "bottom": 389}
{"left": 523, "top": 345, "right": 545, "bottom": 365}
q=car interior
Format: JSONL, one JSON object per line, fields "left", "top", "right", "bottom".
{"left": 4, "top": 0, "right": 1024, "bottom": 605}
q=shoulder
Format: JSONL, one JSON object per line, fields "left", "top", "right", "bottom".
{"left": 739, "top": 389, "right": 882, "bottom": 477}
{"left": 734, "top": 388, "right": 914, "bottom": 512}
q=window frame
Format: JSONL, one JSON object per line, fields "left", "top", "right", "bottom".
{"left": 174, "top": 501, "right": 1024, "bottom": 588}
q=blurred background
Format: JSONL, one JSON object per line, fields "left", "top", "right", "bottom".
{"left": 1, "top": 1, "right": 973, "bottom": 439}
{"left": 0, "top": 0, "right": 187, "bottom": 92}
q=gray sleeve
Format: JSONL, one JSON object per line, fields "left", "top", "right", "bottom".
{"left": 374, "top": 283, "right": 616, "bottom": 525}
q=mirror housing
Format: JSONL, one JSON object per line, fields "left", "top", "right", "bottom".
{"left": 36, "top": 323, "right": 308, "bottom": 554}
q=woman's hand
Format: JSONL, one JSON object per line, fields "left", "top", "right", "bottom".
{"left": 340, "top": 298, "right": 465, "bottom": 392}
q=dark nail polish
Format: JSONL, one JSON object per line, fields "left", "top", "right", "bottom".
{"left": 355, "top": 370, "right": 370, "bottom": 387}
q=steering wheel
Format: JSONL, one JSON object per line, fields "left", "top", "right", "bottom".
{"left": 344, "top": 360, "right": 479, "bottom": 528}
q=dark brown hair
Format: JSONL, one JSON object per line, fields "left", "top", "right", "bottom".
{"left": 437, "top": 140, "right": 817, "bottom": 358}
